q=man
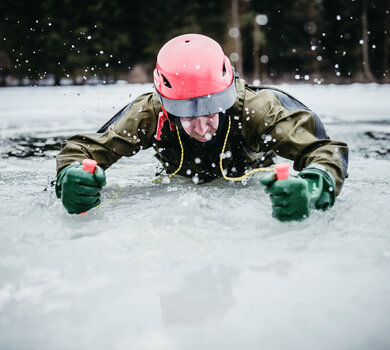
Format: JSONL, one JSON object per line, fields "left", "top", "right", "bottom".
{"left": 55, "top": 33, "right": 349, "bottom": 221}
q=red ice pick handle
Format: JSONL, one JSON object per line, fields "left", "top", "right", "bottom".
{"left": 80, "top": 159, "right": 97, "bottom": 215}
{"left": 82, "top": 159, "right": 97, "bottom": 174}
{"left": 275, "top": 163, "right": 290, "bottom": 180}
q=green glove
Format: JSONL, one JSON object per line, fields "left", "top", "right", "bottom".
{"left": 260, "top": 164, "right": 336, "bottom": 221}
{"left": 55, "top": 162, "right": 106, "bottom": 214}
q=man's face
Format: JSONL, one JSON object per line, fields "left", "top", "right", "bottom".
{"left": 180, "top": 113, "right": 219, "bottom": 142}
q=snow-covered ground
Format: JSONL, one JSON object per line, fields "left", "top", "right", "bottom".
{"left": 0, "top": 83, "right": 389, "bottom": 350}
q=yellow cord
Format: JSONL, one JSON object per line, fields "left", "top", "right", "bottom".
{"left": 96, "top": 188, "right": 119, "bottom": 209}
{"left": 154, "top": 115, "right": 275, "bottom": 183}
{"left": 219, "top": 115, "right": 275, "bottom": 182}
{"left": 153, "top": 125, "right": 184, "bottom": 182}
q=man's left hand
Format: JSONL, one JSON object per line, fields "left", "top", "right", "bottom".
{"left": 261, "top": 164, "right": 336, "bottom": 222}
{"left": 261, "top": 174, "right": 311, "bottom": 221}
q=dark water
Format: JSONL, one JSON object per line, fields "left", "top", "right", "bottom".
{"left": 3, "top": 120, "right": 390, "bottom": 161}
{"left": 361, "top": 130, "right": 390, "bottom": 158}
{"left": 2, "top": 135, "right": 64, "bottom": 158}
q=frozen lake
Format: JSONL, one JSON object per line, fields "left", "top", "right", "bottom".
{"left": 1, "top": 82, "right": 390, "bottom": 350}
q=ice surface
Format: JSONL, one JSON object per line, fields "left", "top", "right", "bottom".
{"left": 1, "top": 83, "right": 390, "bottom": 350}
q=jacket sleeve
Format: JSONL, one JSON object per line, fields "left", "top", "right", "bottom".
{"left": 56, "top": 92, "right": 159, "bottom": 174}
{"left": 242, "top": 89, "right": 349, "bottom": 195}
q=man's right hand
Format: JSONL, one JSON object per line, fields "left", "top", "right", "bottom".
{"left": 55, "top": 162, "right": 106, "bottom": 214}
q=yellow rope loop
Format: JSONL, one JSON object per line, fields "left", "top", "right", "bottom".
{"left": 219, "top": 115, "right": 275, "bottom": 182}
{"left": 152, "top": 125, "right": 184, "bottom": 183}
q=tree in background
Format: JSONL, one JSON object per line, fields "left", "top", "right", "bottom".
{"left": 384, "top": 0, "right": 390, "bottom": 82}
{"left": 0, "top": 0, "right": 388, "bottom": 85}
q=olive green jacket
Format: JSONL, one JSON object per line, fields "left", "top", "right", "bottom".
{"left": 56, "top": 78, "right": 348, "bottom": 194}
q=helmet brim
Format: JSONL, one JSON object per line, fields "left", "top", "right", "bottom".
{"left": 155, "top": 78, "right": 237, "bottom": 118}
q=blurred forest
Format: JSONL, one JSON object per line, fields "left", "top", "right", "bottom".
{"left": 0, "top": 0, "right": 389, "bottom": 86}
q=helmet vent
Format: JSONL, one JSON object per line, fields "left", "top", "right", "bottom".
{"left": 185, "top": 40, "right": 190, "bottom": 43}
{"left": 162, "top": 74, "right": 172, "bottom": 88}
{"left": 222, "top": 62, "right": 227, "bottom": 76}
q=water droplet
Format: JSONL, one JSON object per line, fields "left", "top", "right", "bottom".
{"left": 229, "top": 27, "right": 240, "bottom": 38}
{"left": 223, "top": 151, "right": 232, "bottom": 159}
{"left": 257, "top": 13, "right": 269, "bottom": 26}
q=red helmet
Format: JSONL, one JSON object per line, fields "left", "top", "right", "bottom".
{"left": 154, "top": 33, "right": 237, "bottom": 118}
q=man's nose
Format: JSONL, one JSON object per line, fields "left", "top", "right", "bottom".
{"left": 193, "top": 117, "right": 209, "bottom": 135}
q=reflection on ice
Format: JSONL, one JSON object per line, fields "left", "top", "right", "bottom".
{"left": 160, "top": 266, "right": 238, "bottom": 327}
